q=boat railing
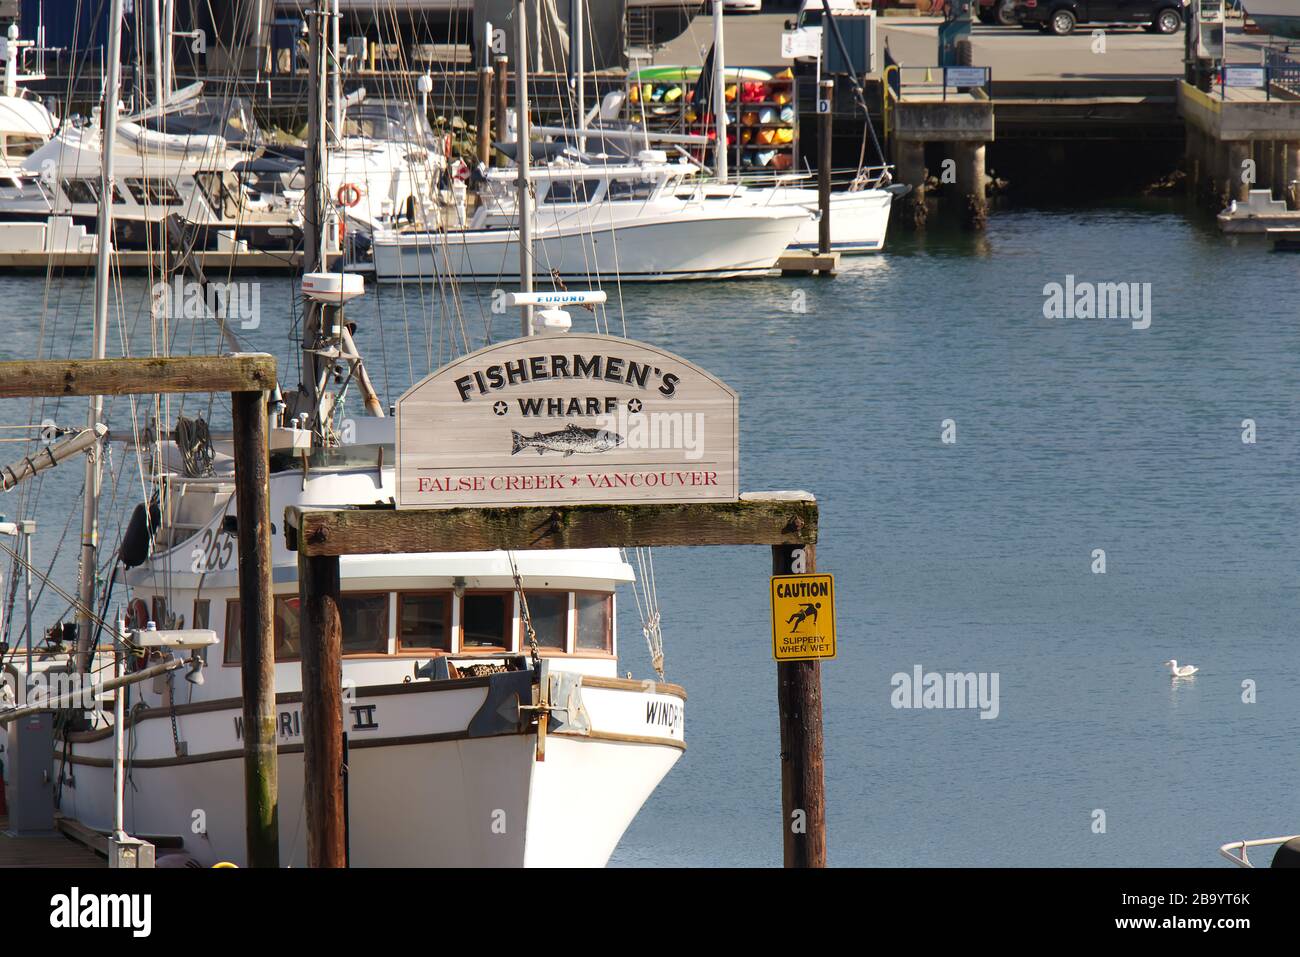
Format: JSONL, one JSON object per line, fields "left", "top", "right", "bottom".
{"left": 1218, "top": 834, "right": 1299, "bottom": 868}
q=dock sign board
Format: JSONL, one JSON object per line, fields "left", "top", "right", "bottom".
{"left": 770, "top": 574, "right": 836, "bottom": 661}
{"left": 395, "top": 333, "right": 739, "bottom": 508}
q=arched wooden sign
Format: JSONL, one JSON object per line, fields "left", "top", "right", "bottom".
{"left": 395, "top": 334, "right": 739, "bottom": 509}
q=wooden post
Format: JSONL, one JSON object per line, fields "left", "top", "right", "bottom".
{"left": 818, "top": 79, "right": 833, "bottom": 257}
{"left": 298, "top": 551, "right": 346, "bottom": 867}
{"left": 494, "top": 55, "right": 509, "bottom": 168}
{"left": 230, "top": 388, "right": 279, "bottom": 868}
{"left": 288, "top": 495, "right": 823, "bottom": 868}
{"left": 477, "top": 64, "right": 494, "bottom": 167}
{"left": 772, "top": 542, "right": 826, "bottom": 868}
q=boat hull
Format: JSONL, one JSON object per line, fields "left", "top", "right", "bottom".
{"left": 371, "top": 207, "right": 808, "bottom": 283}
{"left": 57, "top": 675, "right": 685, "bottom": 867}
{"left": 781, "top": 187, "right": 893, "bottom": 253}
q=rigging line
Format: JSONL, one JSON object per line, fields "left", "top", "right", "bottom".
{"left": 0, "top": 480, "right": 81, "bottom": 654}
{"left": 0, "top": 536, "right": 135, "bottom": 653}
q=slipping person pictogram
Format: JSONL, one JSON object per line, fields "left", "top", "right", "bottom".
{"left": 786, "top": 602, "right": 821, "bottom": 633}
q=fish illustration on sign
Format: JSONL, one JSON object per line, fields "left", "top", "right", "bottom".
{"left": 510, "top": 424, "right": 624, "bottom": 457}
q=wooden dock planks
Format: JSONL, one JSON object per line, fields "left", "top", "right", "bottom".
{"left": 0, "top": 815, "right": 105, "bottom": 868}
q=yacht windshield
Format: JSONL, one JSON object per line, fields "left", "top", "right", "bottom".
{"left": 342, "top": 101, "right": 438, "bottom": 149}
{"left": 140, "top": 96, "right": 261, "bottom": 146}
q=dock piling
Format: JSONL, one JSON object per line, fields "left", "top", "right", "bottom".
{"left": 894, "top": 140, "right": 927, "bottom": 228}
{"left": 231, "top": 388, "right": 280, "bottom": 868}
{"left": 818, "top": 80, "right": 833, "bottom": 255}
{"left": 773, "top": 542, "right": 827, "bottom": 868}
{"left": 956, "top": 141, "right": 988, "bottom": 231}
{"left": 298, "top": 552, "right": 347, "bottom": 868}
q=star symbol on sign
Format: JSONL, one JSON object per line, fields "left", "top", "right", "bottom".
{"left": 627, "top": 398, "right": 643, "bottom": 413}
{"left": 492, "top": 401, "right": 508, "bottom": 416}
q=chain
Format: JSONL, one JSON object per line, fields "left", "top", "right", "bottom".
{"left": 167, "top": 667, "right": 181, "bottom": 756}
{"left": 507, "top": 551, "right": 540, "bottom": 672}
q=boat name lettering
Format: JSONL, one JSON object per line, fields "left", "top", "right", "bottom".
{"left": 235, "top": 705, "right": 379, "bottom": 739}
{"left": 645, "top": 700, "right": 683, "bottom": 733}
{"left": 351, "top": 704, "right": 379, "bottom": 730}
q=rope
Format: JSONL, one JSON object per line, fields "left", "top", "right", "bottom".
{"left": 175, "top": 415, "right": 216, "bottom": 478}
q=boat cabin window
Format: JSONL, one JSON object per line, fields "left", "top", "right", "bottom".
{"left": 576, "top": 592, "right": 613, "bottom": 653}
{"left": 125, "top": 177, "right": 182, "bottom": 206}
{"left": 606, "top": 178, "right": 656, "bottom": 201}
{"left": 340, "top": 593, "right": 388, "bottom": 655}
{"left": 193, "top": 599, "right": 210, "bottom": 630}
{"left": 61, "top": 178, "right": 122, "bottom": 205}
{"left": 527, "top": 592, "right": 568, "bottom": 650}
{"left": 224, "top": 597, "right": 302, "bottom": 664}
{"left": 398, "top": 592, "right": 451, "bottom": 652}
{"left": 221, "top": 589, "right": 614, "bottom": 663}
{"left": 543, "top": 178, "right": 603, "bottom": 204}
{"left": 194, "top": 170, "right": 241, "bottom": 217}
{"left": 461, "top": 592, "right": 512, "bottom": 650}
{"left": 4, "top": 134, "right": 44, "bottom": 159}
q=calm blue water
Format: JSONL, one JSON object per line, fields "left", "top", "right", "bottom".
{"left": 2, "top": 202, "right": 1297, "bottom": 866}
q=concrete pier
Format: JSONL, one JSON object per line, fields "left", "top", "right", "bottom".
{"left": 955, "top": 141, "right": 988, "bottom": 231}
{"left": 1178, "top": 83, "right": 1300, "bottom": 211}
{"left": 889, "top": 90, "right": 995, "bottom": 231}
{"left": 893, "top": 140, "right": 928, "bottom": 228}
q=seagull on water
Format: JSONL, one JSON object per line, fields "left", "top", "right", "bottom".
{"left": 1163, "top": 659, "right": 1199, "bottom": 678}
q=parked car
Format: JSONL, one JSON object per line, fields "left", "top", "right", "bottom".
{"left": 976, "top": 0, "right": 1019, "bottom": 24}
{"left": 1015, "top": 0, "right": 1185, "bottom": 34}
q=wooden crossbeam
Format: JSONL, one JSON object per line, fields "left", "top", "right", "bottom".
{"left": 0, "top": 353, "right": 277, "bottom": 399}
{"left": 288, "top": 494, "right": 819, "bottom": 557}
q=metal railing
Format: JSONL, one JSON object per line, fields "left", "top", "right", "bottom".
{"left": 1263, "top": 47, "right": 1300, "bottom": 96}
{"left": 1218, "top": 834, "right": 1299, "bottom": 868}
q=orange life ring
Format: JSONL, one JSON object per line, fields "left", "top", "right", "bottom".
{"left": 336, "top": 183, "right": 363, "bottom": 208}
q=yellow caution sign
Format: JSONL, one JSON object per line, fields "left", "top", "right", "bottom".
{"left": 770, "top": 574, "right": 836, "bottom": 661}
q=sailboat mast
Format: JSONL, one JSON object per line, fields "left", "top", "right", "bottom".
{"left": 331, "top": 0, "right": 342, "bottom": 143}
{"left": 571, "top": 0, "right": 584, "bottom": 150}
{"left": 712, "top": 2, "right": 728, "bottom": 183}
{"left": 515, "top": 0, "right": 533, "bottom": 337}
{"left": 76, "top": 0, "right": 125, "bottom": 670}
{"left": 300, "top": 0, "right": 330, "bottom": 425}
{"left": 150, "top": 0, "right": 164, "bottom": 114}
{"left": 161, "top": 0, "right": 174, "bottom": 96}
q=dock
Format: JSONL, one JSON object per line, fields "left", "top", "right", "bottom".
{"left": 0, "top": 815, "right": 105, "bottom": 868}
{"left": 777, "top": 252, "right": 840, "bottom": 276}
{"left": 0, "top": 250, "right": 338, "bottom": 274}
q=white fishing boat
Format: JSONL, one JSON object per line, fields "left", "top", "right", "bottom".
{"left": 2, "top": 0, "right": 684, "bottom": 869}
{"left": 371, "top": 152, "right": 811, "bottom": 282}
{"left": 47, "top": 449, "right": 684, "bottom": 867}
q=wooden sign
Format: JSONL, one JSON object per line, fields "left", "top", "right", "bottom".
{"left": 395, "top": 334, "right": 738, "bottom": 509}
{"left": 770, "top": 574, "right": 836, "bottom": 661}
